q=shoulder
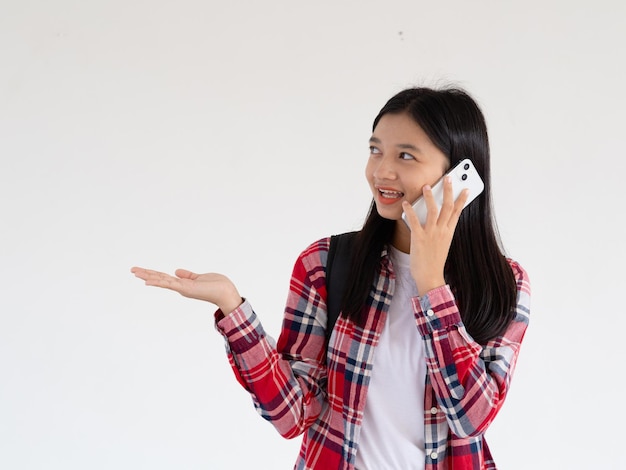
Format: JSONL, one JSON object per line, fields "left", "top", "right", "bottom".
{"left": 289, "top": 236, "right": 331, "bottom": 284}
{"left": 286, "top": 236, "right": 334, "bottom": 295}
{"left": 506, "top": 258, "right": 531, "bottom": 325}
{"left": 292, "top": 231, "right": 359, "bottom": 280}
{"left": 297, "top": 231, "right": 358, "bottom": 266}
{"left": 300, "top": 236, "right": 331, "bottom": 259}
{"left": 506, "top": 258, "right": 531, "bottom": 295}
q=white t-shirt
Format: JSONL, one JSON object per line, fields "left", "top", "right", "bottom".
{"left": 355, "top": 246, "right": 426, "bottom": 470}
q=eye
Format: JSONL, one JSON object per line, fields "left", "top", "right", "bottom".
{"left": 399, "top": 152, "right": 415, "bottom": 160}
{"left": 369, "top": 146, "right": 381, "bottom": 155}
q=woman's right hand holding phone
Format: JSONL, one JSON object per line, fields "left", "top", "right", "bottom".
{"left": 402, "top": 176, "right": 469, "bottom": 297}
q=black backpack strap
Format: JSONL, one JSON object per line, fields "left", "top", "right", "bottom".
{"left": 325, "top": 231, "right": 357, "bottom": 345}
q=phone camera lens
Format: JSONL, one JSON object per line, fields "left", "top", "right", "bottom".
{"left": 464, "top": 163, "right": 470, "bottom": 170}
{"left": 462, "top": 174, "right": 468, "bottom": 181}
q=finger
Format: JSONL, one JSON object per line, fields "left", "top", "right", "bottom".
{"left": 438, "top": 176, "right": 455, "bottom": 222}
{"left": 422, "top": 184, "right": 439, "bottom": 226}
{"left": 144, "top": 273, "right": 183, "bottom": 291}
{"left": 175, "top": 269, "right": 198, "bottom": 280}
{"left": 131, "top": 267, "right": 162, "bottom": 275}
{"left": 131, "top": 266, "right": 165, "bottom": 281}
{"left": 448, "top": 188, "right": 470, "bottom": 227}
{"left": 133, "top": 267, "right": 177, "bottom": 285}
{"left": 402, "top": 200, "right": 423, "bottom": 232}
{"left": 131, "top": 266, "right": 189, "bottom": 296}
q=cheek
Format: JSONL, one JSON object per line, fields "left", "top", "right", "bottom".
{"left": 405, "top": 183, "right": 424, "bottom": 201}
{"left": 405, "top": 170, "right": 441, "bottom": 198}
{"left": 421, "top": 167, "right": 446, "bottom": 188}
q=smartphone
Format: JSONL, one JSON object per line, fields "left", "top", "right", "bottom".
{"left": 402, "top": 158, "right": 484, "bottom": 228}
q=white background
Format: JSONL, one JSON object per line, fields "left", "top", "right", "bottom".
{"left": 1, "top": 1, "right": 625, "bottom": 469}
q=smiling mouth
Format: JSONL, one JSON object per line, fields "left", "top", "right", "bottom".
{"left": 379, "top": 189, "right": 404, "bottom": 199}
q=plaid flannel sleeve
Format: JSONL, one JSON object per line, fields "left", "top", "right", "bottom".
{"left": 214, "top": 239, "right": 329, "bottom": 439}
{"left": 412, "top": 260, "right": 531, "bottom": 438}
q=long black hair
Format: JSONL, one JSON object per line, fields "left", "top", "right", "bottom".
{"left": 340, "top": 87, "right": 517, "bottom": 344}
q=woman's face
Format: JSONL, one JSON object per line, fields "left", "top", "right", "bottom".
{"left": 366, "top": 112, "right": 449, "bottom": 222}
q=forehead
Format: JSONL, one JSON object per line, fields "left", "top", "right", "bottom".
{"left": 371, "top": 112, "right": 432, "bottom": 146}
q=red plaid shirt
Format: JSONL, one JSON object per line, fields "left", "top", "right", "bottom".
{"left": 215, "top": 236, "right": 531, "bottom": 469}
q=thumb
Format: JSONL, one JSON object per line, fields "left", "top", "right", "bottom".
{"left": 175, "top": 268, "right": 198, "bottom": 280}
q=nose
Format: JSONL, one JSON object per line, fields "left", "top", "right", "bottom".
{"left": 372, "top": 154, "right": 398, "bottom": 180}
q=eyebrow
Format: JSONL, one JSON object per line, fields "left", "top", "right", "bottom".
{"left": 369, "top": 136, "right": 420, "bottom": 152}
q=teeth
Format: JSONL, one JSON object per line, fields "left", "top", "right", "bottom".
{"left": 380, "top": 189, "right": 403, "bottom": 198}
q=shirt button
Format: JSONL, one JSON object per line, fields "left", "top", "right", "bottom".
{"left": 430, "top": 407, "right": 438, "bottom": 415}
{"left": 426, "top": 309, "right": 435, "bottom": 317}
{"left": 430, "top": 452, "right": 438, "bottom": 460}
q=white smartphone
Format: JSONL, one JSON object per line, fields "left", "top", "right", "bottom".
{"left": 402, "top": 158, "right": 484, "bottom": 228}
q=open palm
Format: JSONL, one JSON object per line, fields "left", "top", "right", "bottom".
{"left": 131, "top": 267, "right": 242, "bottom": 314}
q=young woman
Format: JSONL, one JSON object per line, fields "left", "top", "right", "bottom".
{"left": 132, "top": 86, "right": 531, "bottom": 470}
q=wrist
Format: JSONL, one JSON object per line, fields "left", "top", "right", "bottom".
{"left": 219, "top": 295, "right": 244, "bottom": 315}
{"left": 416, "top": 277, "right": 446, "bottom": 297}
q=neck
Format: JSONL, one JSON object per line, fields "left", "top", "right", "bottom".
{"left": 391, "top": 221, "right": 411, "bottom": 253}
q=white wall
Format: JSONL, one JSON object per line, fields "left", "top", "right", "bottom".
{"left": 1, "top": 1, "right": 624, "bottom": 469}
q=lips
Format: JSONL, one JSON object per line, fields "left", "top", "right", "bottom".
{"left": 379, "top": 189, "right": 403, "bottom": 198}
{"left": 377, "top": 187, "right": 404, "bottom": 204}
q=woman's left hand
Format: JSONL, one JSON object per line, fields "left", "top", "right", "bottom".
{"left": 402, "top": 176, "right": 469, "bottom": 296}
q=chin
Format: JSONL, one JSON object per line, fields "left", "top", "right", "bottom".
{"left": 375, "top": 205, "right": 403, "bottom": 221}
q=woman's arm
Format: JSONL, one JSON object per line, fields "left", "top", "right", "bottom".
{"left": 214, "top": 239, "right": 331, "bottom": 438}
{"left": 132, "top": 239, "right": 332, "bottom": 439}
{"left": 413, "top": 260, "right": 531, "bottom": 438}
